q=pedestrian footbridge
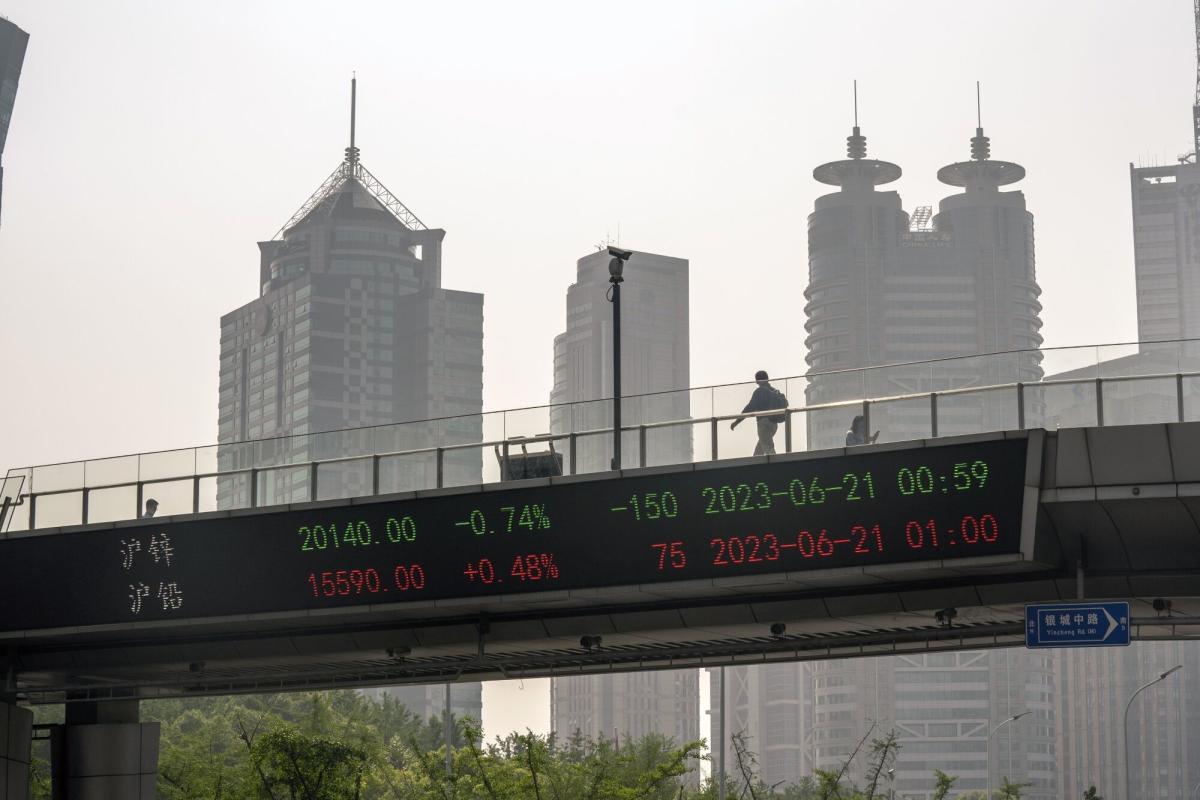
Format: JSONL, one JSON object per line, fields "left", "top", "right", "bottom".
{"left": 3, "top": 342, "right": 1200, "bottom": 702}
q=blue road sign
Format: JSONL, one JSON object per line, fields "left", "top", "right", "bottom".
{"left": 1025, "top": 602, "right": 1131, "bottom": 649}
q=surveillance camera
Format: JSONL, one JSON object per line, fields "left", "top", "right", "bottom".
{"left": 580, "top": 635, "right": 603, "bottom": 651}
{"left": 770, "top": 622, "right": 787, "bottom": 637}
{"left": 607, "top": 246, "right": 633, "bottom": 261}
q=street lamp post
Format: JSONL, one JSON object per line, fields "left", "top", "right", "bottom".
{"left": 1124, "top": 664, "right": 1183, "bottom": 800}
{"left": 986, "top": 711, "right": 1029, "bottom": 799}
{"left": 607, "top": 248, "right": 631, "bottom": 470}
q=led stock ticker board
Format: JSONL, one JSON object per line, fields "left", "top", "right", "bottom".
{"left": 0, "top": 438, "right": 1031, "bottom": 632}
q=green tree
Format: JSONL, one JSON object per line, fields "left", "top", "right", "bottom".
{"left": 932, "top": 770, "right": 957, "bottom": 800}
{"left": 251, "top": 727, "right": 368, "bottom": 800}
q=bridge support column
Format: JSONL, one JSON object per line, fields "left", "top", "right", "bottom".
{"left": 0, "top": 702, "right": 33, "bottom": 800}
{"left": 52, "top": 700, "right": 158, "bottom": 799}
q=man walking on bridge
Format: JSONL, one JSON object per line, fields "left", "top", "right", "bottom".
{"left": 731, "top": 370, "right": 788, "bottom": 456}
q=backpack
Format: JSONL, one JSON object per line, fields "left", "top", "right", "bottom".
{"left": 767, "top": 386, "right": 788, "bottom": 423}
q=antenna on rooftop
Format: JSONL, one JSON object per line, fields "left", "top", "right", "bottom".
{"left": 853, "top": 79, "right": 858, "bottom": 127}
{"left": 847, "top": 80, "right": 867, "bottom": 159}
{"left": 976, "top": 81, "right": 982, "bottom": 128}
{"left": 345, "top": 73, "right": 360, "bottom": 167}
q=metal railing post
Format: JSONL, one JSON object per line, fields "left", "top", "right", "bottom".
{"left": 436, "top": 448, "right": 445, "bottom": 488}
{"left": 784, "top": 410, "right": 793, "bottom": 454}
{"left": 309, "top": 462, "right": 320, "bottom": 502}
{"left": 862, "top": 400, "right": 871, "bottom": 445}
{"left": 192, "top": 476, "right": 201, "bottom": 514}
{"left": 81, "top": 488, "right": 90, "bottom": 526}
{"left": 135, "top": 482, "right": 144, "bottom": 521}
{"left": 930, "top": 393, "right": 939, "bottom": 438}
{"left": 249, "top": 469, "right": 258, "bottom": 509}
{"left": 372, "top": 455, "right": 381, "bottom": 495}
{"left": 28, "top": 494, "right": 36, "bottom": 530}
{"left": 1096, "top": 378, "right": 1105, "bottom": 427}
{"left": 638, "top": 425, "right": 647, "bottom": 468}
{"left": 1017, "top": 382, "right": 1026, "bottom": 430}
{"left": 710, "top": 417, "right": 719, "bottom": 461}
{"left": 1178, "top": 373, "right": 1186, "bottom": 423}
{"left": 568, "top": 433, "right": 577, "bottom": 476}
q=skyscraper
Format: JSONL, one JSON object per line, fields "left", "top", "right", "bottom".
{"left": 549, "top": 248, "right": 691, "bottom": 472}
{"left": 552, "top": 669, "right": 699, "bottom": 753}
{"left": 709, "top": 653, "right": 1057, "bottom": 799}
{"left": 0, "top": 16, "right": 29, "bottom": 228}
{"left": 1131, "top": 161, "right": 1200, "bottom": 343}
{"left": 804, "top": 113, "right": 1042, "bottom": 448}
{"left": 1056, "top": 642, "right": 1200, "bottom": 800}
{"left": 548, "top": 248, "right": 696, "bottom": 751}
{"left": 217, "top": 81, "right": 484, "bottom": 504}
{"left": 217, "top": 80, "right": 484, "bottom": 718}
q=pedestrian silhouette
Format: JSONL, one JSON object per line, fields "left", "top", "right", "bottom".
{"left": 142, "top": 498, "right": 159, "bottom": 518}
{"left": 846, "top": 415, "right": 879, "bottom": 446}
{"left": 731, "top": 370, "right": 788, "bottom": 456}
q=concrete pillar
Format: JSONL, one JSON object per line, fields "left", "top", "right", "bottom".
{"left": 53, "top": 701, "right": 158, "bottom": 799}
{"left": 0, "top": 701, "right": 33, "bottom": 800}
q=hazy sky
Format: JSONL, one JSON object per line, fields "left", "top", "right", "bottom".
{"left": 0, "top": 0, "right": 1194, "bottom": 737}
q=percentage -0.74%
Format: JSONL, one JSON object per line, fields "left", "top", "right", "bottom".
{"left": 455, "top": 504, "right": 551, "bottom": 535}
{"left": 463, "top": 553, "right": 561, "bottom": 585}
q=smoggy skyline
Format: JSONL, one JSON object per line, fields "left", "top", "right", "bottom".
{"left": 1, "top": 0, "right": 1197, "bottom": 737}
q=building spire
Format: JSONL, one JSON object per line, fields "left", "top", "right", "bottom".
{"left": 970, "top": 81, "right": 991, "bottom": 161}
{"left": 847, "top": 80, "right": 867, "bottom": 159}
{"left": 345, "top": 73, "right": 360, "bottom": 168}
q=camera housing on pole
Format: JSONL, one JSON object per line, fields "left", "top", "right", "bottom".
{"left": 607, "top": 247, "right": 632, "bottom": 470}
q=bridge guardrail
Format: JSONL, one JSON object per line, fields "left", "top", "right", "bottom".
{"left": 7, "top": 338, "right": 1200, "bottom": 533}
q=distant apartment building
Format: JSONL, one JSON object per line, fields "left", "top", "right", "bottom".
{"left": 709, "top": 652, "right": 1056, "bottom": 799}
{"left": 804, "top": 122, "right": 1042, "bottom": 448}
{"left": 707, "top": 664, "right": 813, "bottom": 787}
{"left": 1131, "top": 161, "right": 1200, "bottom": 343}
{"left": 363, "top": 684, "right": 483, "bottom": 727}
{"left": 548, "top": 249, "right": 691, "bottom": 472}
{"left": 548, "top": 249, "right": 695, "bottom": 751}
{"left": 217, "top": 88, "right": 484, "bottom": 715}
{"left": 0, "top": 16, "right": 29, "bottom": 227}
{"left": 552, "top": 669, "right": 699, "bottom": 751}
{"left": 1057, "top": 633, "right": 1200, "bottom": 797}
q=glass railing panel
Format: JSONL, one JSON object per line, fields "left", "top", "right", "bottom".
{"left": 443, "top": 443, "right": 486, "bottom": 489}
{"left": 643, "top": 419, "right": 694, "bottom": 468}
{"left": 935, "top": 386, "right": 1019, "bottom": 438}
{"left": 84, "top": 455, "right": 138, "bottom": 489}
{"left": 1094, "top": 342, "right": 1143, "bottom": 375}
{"left": 805, "top": 401, "right": 860, "bottom": 453}
{"left": 568, "top": 429, "right": 612, "bottom": 477}
{"left": 139, "top": 448, "right": 197, "bottom": 483}
{"left": 712, "top": 379, "right": 759, "bottom": 422}
{"left": 503, "top": 404, "right": 552, "bottom": 443}
{"left": 30, "top": 462, "right": 85, "bottom": 495}
{"left": 1101, "top": 376, "right": 1180, "bottom": 426}
{"left": 315, "top": 457, "right": 373, "bottom": 501}
{"left": 868, "top": 395, "right": 932, "bottom": 444}
{"left": 378, "top": 451, "right": 438, "bottom": 495}
{"left": 210, "top": 473, "right": 247, "bottom": 512}
{"left": 779, "top": 408, "right": 809, "bottom": 454}
{"left": 311, "top": 427, "right": 373, "bottom": 464}
{"left": 140, "top": 478, "right": 195, "bottom": 519}
{"left": 195, "top": 445, "right": 219, "bottom": 478}
{"left": 257, "top": 465, "right": 310, "bottom": 507}
{"left": 85, "top": 485, "right": 138, "bottom": 524}
{"left": 1184, "top": 377, "right": 1200, "bottom": 422}
{"left": 1039, "top": 345, "right": 1099, "bottom": 382}
{"left": 33, "top": 491, "right": 83, "bottom": 529}
{"left": 1024, "top": 380, "right": 1098, "bottom": 430}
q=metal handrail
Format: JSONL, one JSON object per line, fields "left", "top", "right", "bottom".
{"left": 10, "top": 360, "right": 1200, "bottom": 533}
